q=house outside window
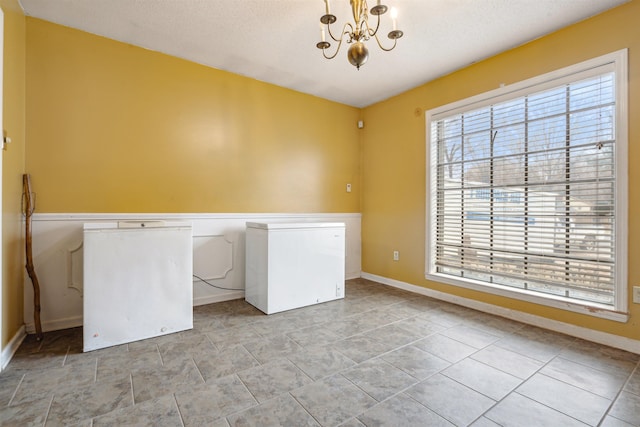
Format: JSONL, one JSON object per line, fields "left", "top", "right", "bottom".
{"left": 426, "top": 50, "right": 628, "bottom": 321}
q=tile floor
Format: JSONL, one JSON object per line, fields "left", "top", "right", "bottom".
{"left": 1, "top": 278, "right": 640, "bottom": 426}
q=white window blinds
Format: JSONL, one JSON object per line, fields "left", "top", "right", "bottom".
{"left": 427, "top": 51, "right": 627, "bottom": 315}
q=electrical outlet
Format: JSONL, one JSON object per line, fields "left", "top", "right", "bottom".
{"left": 633, "top": 286, "right": 640, "bottom": 304}
{"left": 393, "top": 250, "right": 399, "bottom": 261}
{"left": 346, "top": 183, "right": 352, "bottom": 193}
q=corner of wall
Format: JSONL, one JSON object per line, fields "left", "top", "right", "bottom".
{"left": 2, "top": 1, "right": 27, "bottom": 352}
{"left": 1, "top": 325, "right": 25, "bottom": 370}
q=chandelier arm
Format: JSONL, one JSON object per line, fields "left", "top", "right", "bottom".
{"left": 372, "top": 32, "right": 398, "bottom": 52}
{"left": 327, "top": 22, "right": 354, "bottom": 43}
{"left": 321, "top": 32, "right": 348, "bottom": 60}
{"left": 364, "top": 12, "right": 381, "bottom": 38}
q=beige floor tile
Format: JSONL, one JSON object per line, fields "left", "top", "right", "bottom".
{"left": 332, "top": 335, "right": 397, "bottom": 363}
{"left": 541, "top": 356, "right": 629, "bottom": 399}
{"left": 193, "top": 345, "right": 260, "bottom": 381}
{"left": 1, "top": 279, "right": 637, "bottom": 426}
{"left": 606, "top": 391, "right": 640, "bottom": 426}
{"left": 342, "top": 358, "right": 419, "bottom": 401}
{"left": 412, "top": 333, "right": 478, "bottom": 363}
{"left": 485, "top": 393, "right": 588, "bottom": 427}
{"left": 236, "top": 358, "right": 312, "bottom": 403}
{"left": 96, "top": 348, "right": 162, "bottom": 382}
{"left": 131, "top": 357, "right": 204, "bottom": 403}
{"left": 471, "top": 344, "right": 544, "bottom": 380}
{"left": 92, "top": 395, "right": 182, "bottom": 426}
{"left": 0, "top": 395, "right": 52, "bottom": 426}
{"left": 11, "top": 363, "right": 96, "bottom": 406}
{"left": 382, "top": 345, "right": 450, "bottom": 380}
{"left": 516, "top": 373, "right": 611, "bottom": 425}
{"left": 45, "top": 375, "right": 133, "bottom": 425}
{"left": 358, "top": 393, "right": 453, "bottom": 426}
{"left": 440, "top": 324, "right": 501, "bottom": 349}
{"left": 242, "top": 334, "right": 303, "bottom": 363}
{"left": 288, "top": 346, "right": 356, "bottom": 380}
{"left": 362, "top": 324, "right": 423, "bottom": 347}
{"left": 227, "top": 394, "right": 319, "bottom": 427}
{"left": 291, "top": 374, "right": 377, "bottom": 426}
{"left": 174, "top": 374, "right": 256, "bottom": 426}
{"left": 286, "top": 325, "right": 342, "bottom": 348}
{"left": 405, "top": 374, "right": 495, "bottom": 426}
{"left": 442, "top": 358, "right": 522, "bottom": 400}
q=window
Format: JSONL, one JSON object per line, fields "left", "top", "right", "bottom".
{"left": 426, "top": 50, "right": 628, "bottom": 321}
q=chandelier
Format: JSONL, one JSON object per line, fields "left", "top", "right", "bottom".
{"left": 316, "top": 0, "right": 403, "bottom": 70}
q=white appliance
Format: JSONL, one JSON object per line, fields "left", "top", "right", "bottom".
{"left": 245, "top": 222, "right": 345, "bottom": 314}
{"left": 83, "top": 221, "right": 193, "bottom": 352}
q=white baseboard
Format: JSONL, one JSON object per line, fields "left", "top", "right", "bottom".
{"left": 25, "top": 316, "right": 83, "bottom": 334}
{"left": 194, "top": 290, "right": 245, "bottom": 306}
{"left": 362, "top": 272, "right": 640, "bottom": 355}
{"left": 1, "top": 325, "right": 27, "bottom": 371}
{"left": 346, "top": 271, "right": 361, "bottom": 280}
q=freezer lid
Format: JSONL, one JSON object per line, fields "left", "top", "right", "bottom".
{"left": 83, "top": 221, "right": 192, "bottom": 230}
{"left": 246, "top": 222, "right": 345, "bottom": 230}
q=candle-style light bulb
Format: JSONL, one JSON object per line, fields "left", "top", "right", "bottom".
{"left": 325, "top": 0, "right": 331, "bottom": 15}
{"left": 320, "top": 23, "right": 326, "bottom": 42}
{"left": 391, "top": 7, "right": 398, "bottom": 30}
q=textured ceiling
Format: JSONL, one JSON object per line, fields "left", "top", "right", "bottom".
{"left": 19, "top": 0, "right": 629, "bottom": 108}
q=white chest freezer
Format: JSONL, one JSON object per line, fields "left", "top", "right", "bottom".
{"left": 83, "top": 221, "right": 193, "bottom": 351}
{"left": 245, "top": 222, "right": 345, "bottom": 314}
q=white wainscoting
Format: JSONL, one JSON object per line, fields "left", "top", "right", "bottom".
{"left": 24, "top": 213, "right": 361, "bottom": 333}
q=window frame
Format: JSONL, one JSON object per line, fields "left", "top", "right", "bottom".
{"left": 425, "top": 49, "right": 628, "bottom": 322}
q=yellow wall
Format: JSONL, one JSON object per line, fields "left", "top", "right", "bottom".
{"left": 1, "top": 0, "right": 25, "bottom": 349}
{"left": 25, "top": 18, "right": 361, "bottom": 214}
{"left": 362, "top": 0, "right": 640, "bottom": 340}
{"left": 12, "top": 1, "right": 640, "bottom": 346}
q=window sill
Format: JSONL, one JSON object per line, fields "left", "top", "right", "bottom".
{"left": 425, "top": 272, "right": 629, "bottom": 323}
